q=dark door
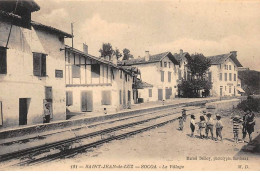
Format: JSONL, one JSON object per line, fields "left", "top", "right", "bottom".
{"left": 158, "top": 89, "right": 163, "bottom": 101}
{"left": 19, "top": 98, "right": 29, "bottom": 125}
{"left": 81, "top": 91, "right": 93, "bottom": 112}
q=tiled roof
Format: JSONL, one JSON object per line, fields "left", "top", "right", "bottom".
{"left": 118, "top": 52, "right": 179, "bottom": 66}
{"left": 32, "top": 21, "right": 72, "bottom": 38}
{"left": 136, "top": 79, "right": 153, "bottom": 89}
{"left": 65, "top": 46, "right": 133, "bottom": 76}
{"left": 207, "top": 53, "right": 242, "bottom": 67}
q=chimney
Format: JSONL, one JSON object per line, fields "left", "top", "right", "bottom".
{"left": 145, "top": 51, "right": 150, "bottom": 61}
{"left": 180, "top": 49, "right": 183, "bottom": 55}
{"left": 83, "top": 43, "right": 88, "bottom": 54}
{"left": 230, "top": 51, "right": 237, "bottom": 57}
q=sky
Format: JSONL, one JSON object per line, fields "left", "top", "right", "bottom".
{"left": 32, "top": 0, "right": 260, "bottom": 71}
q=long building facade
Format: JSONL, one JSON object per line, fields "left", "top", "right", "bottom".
{"left": 207, "top": 51, "right": 244, "bottom": 97}
{"left": 119, "top": 51, "right": 179, "bottom": 102}
{"left": 65, "top": 46, "right": 134, "bottom": 114}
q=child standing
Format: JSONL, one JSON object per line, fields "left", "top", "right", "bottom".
{"left": 215, "top": 114, "right": 223, "bottom": 141}
{"left": 178, "top": 116, "right": 184, "bottom": 131}
{"left": 198, "top": 116, "right": 206, "bottom": 139}
{"left": 182, "top": 109, "right": 187, "bottom": 122}
{"left": 232, "top": 115, "right": 243, "bottom": 143}
{"left": 190, "top": 115, "right": 196, "bottom": 137}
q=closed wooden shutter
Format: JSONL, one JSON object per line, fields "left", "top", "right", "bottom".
{"left": 161, "top": 71, "right": 164, "bottom": 82}
{"left": 149, "top": 89, "right": 152, "bottom": 97}
{"left": 0, "top": 101, "right": 3, "bottom": 126}
{"left": 33, "top": 53, "right": 41, "bottom": 76}
{"left": 168, "top": 72, "right": 171, "bottom": 82}
{"left": 0, "top": 47, "right": 7, "bottom": 74}
{"left": 41, "top": 54, "right": 46, "bottom": 76}
{"left": 128, "top": 90, "right": 131, "bottom": 102}
{"left": 119, "top": 90, "right": 122, "bottom": 104}
{"left": 102, "top": 90, "right": 111, "bottom": 105}
{"left": 208, "top": 72, "right": 212, "bottom": 82}
{"left": 66, "top": 91, "right": 73, "bottom": 106}
{"left": 72, "top": 65, "right": 80, "bottom": 78}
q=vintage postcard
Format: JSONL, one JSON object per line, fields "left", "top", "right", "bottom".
{"left": 0, "top": 0, "right": 259, "bottom": 171}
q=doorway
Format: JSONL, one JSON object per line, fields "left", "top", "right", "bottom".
{"left": 81, "top": 91, "right": 93, "bottom": 112}
{"left": 19, "top": 98, "right": 30, "bottom": 125}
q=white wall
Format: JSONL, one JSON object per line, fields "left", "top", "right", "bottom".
{"left": 0, "top": 21, "right": 66, "bottom": 128}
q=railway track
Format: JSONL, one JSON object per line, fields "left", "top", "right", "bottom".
{"left": 0, "top": 105, "right": 202, "bottom": 168}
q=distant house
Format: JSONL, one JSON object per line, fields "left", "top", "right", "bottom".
{"left": 0, "top": 0, "right": 72, "bottom": 128}
{"left": 207, "top": 51, "right": 244, "bottom": 97}
{"left": 65, "top": 45, "right": 134, "bottom": 114}
{"left": 118, "top": 51, "right": 179, "bottom": 102}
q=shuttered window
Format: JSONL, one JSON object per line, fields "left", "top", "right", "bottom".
{"left": 229, "top": 73, "right": 232, "bottom": 81}
{"left": 161, "top": 71, "right": 164, "bottom": 82}
{"left": 72, "top": 65, "right": 80, "bottom": 78}
{"left": 33, "top": 53, "right": 46, "bottom": 77}
{"left": 208, "top": 72, "right": 212, "bottom": 82}
{"left": 102, "top": 90, "right": 111, "bottom": 105}
{"left": 219, "top": 73, "right": 222, "bottom": 81}
{"left": 119, "top": 90, "right": 122, "bottom": 104}
{"left": 91, "top": 64, "right": 100, "bottom": 78}
{"left": 149, "top": 89, "right": 152, "bottom": 97}
{"left": 66, "top": 91, "right": 73, "bottom": 106}
{"left": 0, "top": 101, "right": 3, "bottom": 126}
{"left": 224, "top": 73, "right": 227, "bottom": 81}
{"left": 0, "top": 47, "right": 7, "bottom": 74}
{"left": 168, "top": 72, "right": 171, "bottom": 82}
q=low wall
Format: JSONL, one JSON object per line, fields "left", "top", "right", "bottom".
{"left": 0, "top": 98, "right": 228, "bottom": 139}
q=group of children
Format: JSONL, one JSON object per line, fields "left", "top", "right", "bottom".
{"left": 178, "top": 108, "right": 246, "bottom": 142}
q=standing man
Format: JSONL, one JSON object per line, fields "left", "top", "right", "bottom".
{"left": 44, "top": 103, "right": 51, "bottom": 123}
{"left": 245, "top": 108, "right": 256, "bottom": 143}
{"left": 206, "top": 113, "right": 214, "bottom": 140}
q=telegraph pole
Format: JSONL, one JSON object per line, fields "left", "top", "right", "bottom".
{"left": 71, "top": 23, "right": 74, "bottom": 49}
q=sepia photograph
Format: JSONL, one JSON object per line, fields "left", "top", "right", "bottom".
{"left": 0, "top": 0, "right": 259, "bottom": 171}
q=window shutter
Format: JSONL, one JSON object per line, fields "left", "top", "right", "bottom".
{"left": 149, "top": 89, "right": 152, "bottom": 97}
{"left": 41, "top": 54, "right": 46, "bottom": 76}
{"left": 102, "top": 91, "right": 111, "bottom": 105}
{"left": 33, "top": 53, "right": 41, "bottom": 76}
{"left": 0, "top": 47, "right": 7, "bottom": 74}
{"left": 72, "top": 65, "right": 80, "bottom": 78}
{"left": 161, "top": 71, "right": 164, "bottom": 82}
{"left": 119, "top": 90, "right": 122, "bottom": 104}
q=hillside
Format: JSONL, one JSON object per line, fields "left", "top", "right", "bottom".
{"left": 238, "top": 70, "right": 260, "bottom": 95}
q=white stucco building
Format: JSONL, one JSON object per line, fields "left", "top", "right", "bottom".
{"left": 207, "top": 51, "right": 244, "bottom": 97}
{"left": 0, "top": 0, "right": 72, "bottom": 128}
{"left": 65, "top": 45, "right": 134, "bottom": 114}
{"left": 119, "top": 51, "right": 179, "bottom": 102}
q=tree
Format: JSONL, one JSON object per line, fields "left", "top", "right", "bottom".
{"left": 187, "top": 53, "right": 211, "bottom": 79}
{"left": 114, "top": 48, "right": 122, "bottom": 60}
{"left": 122, "top": 48, "right": 133, "bottom": 60}
{"left": 99, "top": 43, "right": 114, "bottom": 59}
{"left": 178, "top": 53, "right": 212, "bottom": 98}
